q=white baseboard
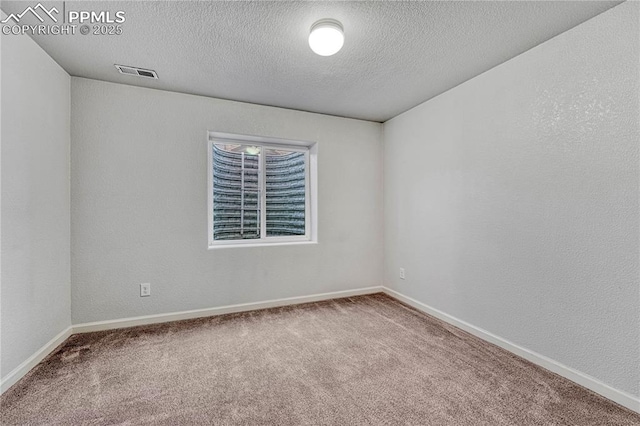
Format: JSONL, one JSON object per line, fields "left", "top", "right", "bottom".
{"left": 382, "top": 287, "right": 640, "bottom": 414}
{"left": 73, "top": 286, "right": 384, "bottom": 333}
{"left": 4, "top": 286, "right": 637, "bottom": 415}
{"left": 1, "top": 326, "right": 73, "bottom": 394}
{"left": 1, "top": 287, "right": 383, "bottom": 395}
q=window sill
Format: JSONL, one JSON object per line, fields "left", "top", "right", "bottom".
{"left": 208, "top": 240, "right": 318, "bottom": 250}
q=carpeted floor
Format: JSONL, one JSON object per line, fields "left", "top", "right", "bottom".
{"left": 1, "top": 294, "right": 638, "bottom": 425}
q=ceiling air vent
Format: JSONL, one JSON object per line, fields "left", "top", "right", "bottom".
{"left": 114, "top": 64, "right": 159, "bottom": 79}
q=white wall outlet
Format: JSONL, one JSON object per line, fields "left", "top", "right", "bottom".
{"left": 140, "top": 283, "right": 151, "bottom": 297}
{"left": 399, "top": 268, "right": 406, "bottom": 280}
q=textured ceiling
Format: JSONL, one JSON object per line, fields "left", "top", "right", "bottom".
{"left": 1, "top": 1, "right": 621, "bottom": 122}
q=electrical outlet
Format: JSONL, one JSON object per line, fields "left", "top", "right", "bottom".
{"left": 399, "top": 268, "right": 405, "bottom": 280}
{"left": 140, "top": 283, "right": 151, "bottom": 297}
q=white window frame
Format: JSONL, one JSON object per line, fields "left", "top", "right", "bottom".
{"left": 207, "top": 131, "right": 317, "bottom": 249}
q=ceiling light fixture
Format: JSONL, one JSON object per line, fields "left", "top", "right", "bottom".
{"left": 309, "top": 19, "right": 344, "bottom": 56}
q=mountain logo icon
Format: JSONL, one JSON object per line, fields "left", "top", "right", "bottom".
{"left": 1, "top": 3, "right": 59, "bottom": 24}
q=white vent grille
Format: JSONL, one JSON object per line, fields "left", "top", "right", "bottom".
{"left": 114, "top": 64, "right": 158, "bottom": 79}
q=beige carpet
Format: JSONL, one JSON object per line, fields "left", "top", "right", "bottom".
{"left": 1, "top": 294, "right": 638, "bottom": 425}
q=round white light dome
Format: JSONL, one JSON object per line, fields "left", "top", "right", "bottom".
{"left": 309, "top": 19, "right": 344, "bottom": 56}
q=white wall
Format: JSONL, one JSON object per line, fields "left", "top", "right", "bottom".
{"left": 71, "top": 78, "right": 383, "bottom": 324}
{"left": 383, "top": 1, "right": 639, "bottom": 398}
{"left": 1, "top": 32, "right": 71, "bottom": 377}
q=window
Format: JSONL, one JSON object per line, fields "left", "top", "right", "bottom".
{"left": 208, "top": 132, "right": 316, "bottom": 248}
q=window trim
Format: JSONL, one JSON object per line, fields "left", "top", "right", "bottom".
{"left": 207, "top": 131, "right": 317, "bottom": 249}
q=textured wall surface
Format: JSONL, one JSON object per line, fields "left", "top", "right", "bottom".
{"left": 1, "top": 32, "right": 71, "bottom": 377}
{"left": 71, "top": 78, "right": 383, "bottom": 324}
{"left": 383, "top": 2, "right": 639, "bottom": 397}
